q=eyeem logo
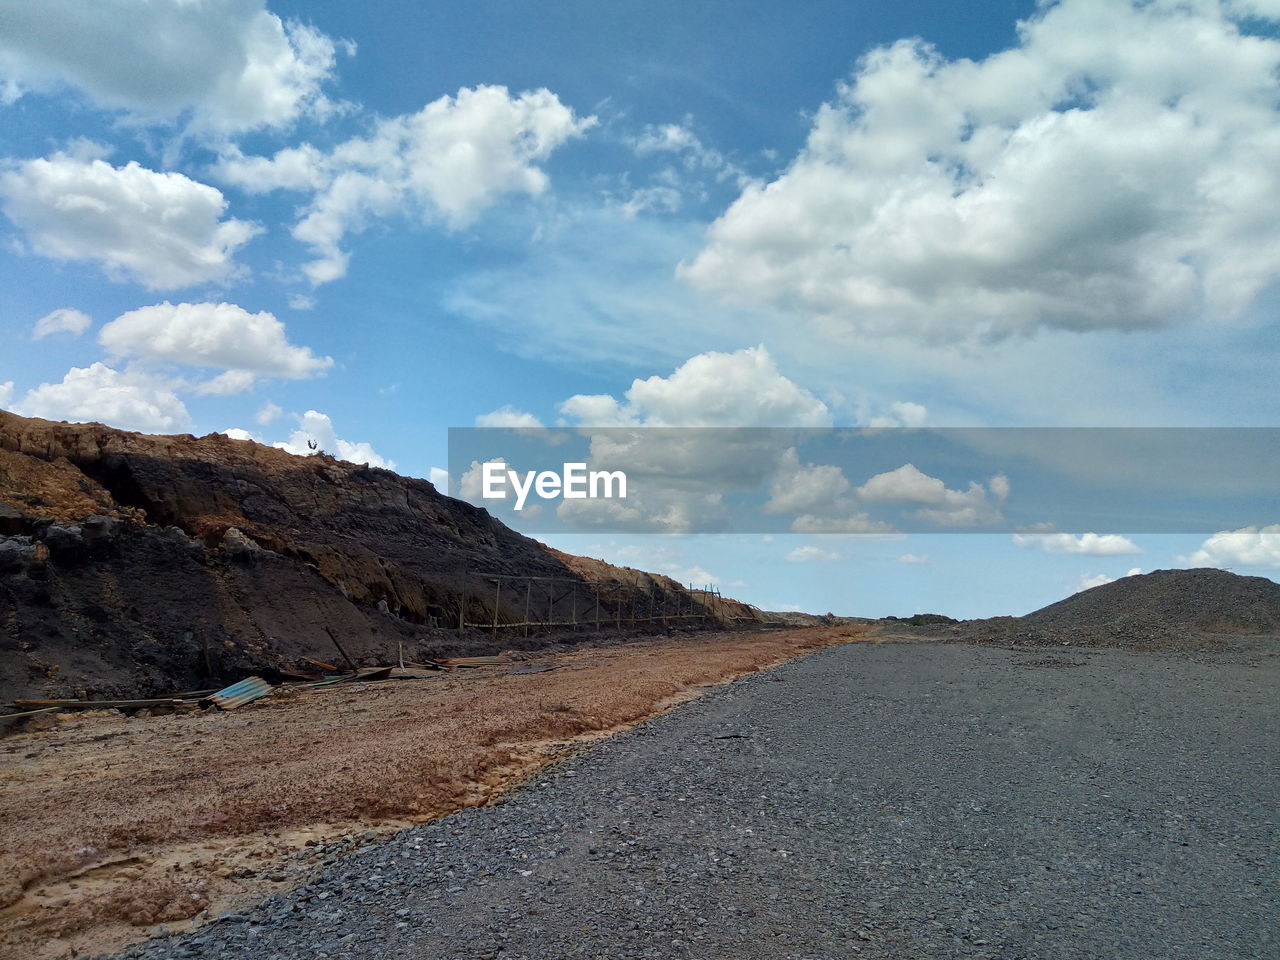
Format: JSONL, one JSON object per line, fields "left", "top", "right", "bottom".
{"left": 481, "top": 462, "right": 627, "bottom": 511}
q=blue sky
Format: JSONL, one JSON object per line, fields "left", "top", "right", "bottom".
{"left": 2, "top": 0, "right": 1278, "bottom": 617}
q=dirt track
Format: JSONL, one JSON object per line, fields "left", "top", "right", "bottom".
{"left": 106, "top": 638, "right": 1279, "bottom": 960}
{"left": 0, "top": 626, "right": 862, "bottom": 959}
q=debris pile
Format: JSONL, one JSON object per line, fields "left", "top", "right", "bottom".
{"left": 3, "top": 652, "right": 512, "bottom": 729}
{"left": 923, "top": 568, "right": 1280, "bottom": 649}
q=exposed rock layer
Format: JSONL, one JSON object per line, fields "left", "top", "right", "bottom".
{"left": 0, "top": 411, "right": 732, "bottom": 701}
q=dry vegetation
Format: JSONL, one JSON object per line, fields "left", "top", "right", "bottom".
{"left": 0, "top": 625, "right": 869, "bottom": 959}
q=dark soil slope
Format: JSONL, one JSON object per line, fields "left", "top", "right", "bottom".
{"left": 0, "top": 411, "right": 732, "bottom": 702}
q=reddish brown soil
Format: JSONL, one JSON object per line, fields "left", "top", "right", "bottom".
{"left": 0, "top": 625, "right": 870, "bottom": 960}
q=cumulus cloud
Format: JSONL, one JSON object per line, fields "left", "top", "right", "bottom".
{"left": 458, "top": 459, "right": 508, "bottom": 504}
{"left": 867, "top": 401, "right": 927, "bottom": 429}
{"left": 856, "top": 463, "right": 1008, "bottom": 527}
{"left": 764, "top": 447, "right": 852, "bottom": 515}
{"left": 0, "top": 152, "right": 260, "bottom": 289}
{"left": 1012, "top": 527, "right": 1141, "bottom": 555}
{"left": 899, "top": 553, "right": 929, "bottom": 564}
{"left": 32, "top": 307, "right": 91, "bottom": 339}
{"left": 559, "top": 345, "right": 831, "bottom": 428}
{"left": 760, "top": 447, "right": 895, "bottom": 533}
{"left": 1077, "top": 568, "right": 1142, "bottom": 591}
{"left": 787, "top": 545, "right": 840, "bottom": 563}
{"left": 1180, "top": 524, "right": 1280, "bottom": 568}
{"left": 99, "top": 301, "right": 332, "bottom": 389}
{"left": 557, "top": 486, "right": 727, "bottom": 535}
{"left": 255, "top": 401, "right": 283, "bottom": 425}
{"left": 13, "top": 362, "right": 189, "bottom": 432}
{"left": 543, "top": 347, "right": 834, "bottom": 532}
{"left": 273, "top": 410, "right": 394, "bottom": 469}
{"left": 0, "top": 381, "right": 12, "bottom": 408}
{"left": 475, "top": 406, "right": 544, "bottom": 428}
{"left": 214, "top": 85, "right": 594, "bottom": 283}
{"left": 0, "top": 0, "right": 349, "bottom": 133}
{"left": 683, "top": 0, "right": 1280, "bottom": 342}
{"left": 428, "top": 466, "right": 449, "bottom": 492}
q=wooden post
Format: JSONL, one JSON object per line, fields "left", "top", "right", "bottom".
{"left": 458, "top": 566, "right": 468, "bottom": 635}
{"left": 524, "top": 578, "right": 532, "bottom": 637}
{"left": 492, "top": 577, "right": 502, "bottom": 632}
{"left": 322, "top": 625, "right": 359, "bottom": 673}
{"left": 200, "top": 630, "right": 212, "bottom": 677}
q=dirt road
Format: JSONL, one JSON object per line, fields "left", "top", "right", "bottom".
{"left": 104, "top": 639, "right": 1278, "bottom": 960}
{"left": 1, "top": 626, "right": 862, "bottom": 959}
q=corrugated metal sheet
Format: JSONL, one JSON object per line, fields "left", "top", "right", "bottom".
{"left": 434, "top": 655, "right": 508, "bottom": 668}
{"left": 205, "top": 676, "right": 273, "bottom": 711}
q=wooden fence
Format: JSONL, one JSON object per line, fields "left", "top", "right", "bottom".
{"left": 456, "top": 571, "right": 735, "bottom": 635}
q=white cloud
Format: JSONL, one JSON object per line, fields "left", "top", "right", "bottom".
{"left": 683, "top": 0, "right": 1280, "bottom": 342}
{"left": 1076, "top": 567, "right": 1142, "bottom": 591}
{"left": 459, "top": 458, "right": 506, "bottom": 504}
{"left": 0, "top": 0, "right": 349, "bottom": 133}
{"left": 764, "top": 447, "right": 852, "bottom": 515}
{"left": 221, "top": 427, "right": 259, "bottom": 442}
{"left": 1180, "top": 524, "right": 1280, "bottom": 568}
{"left": 556, "top": 485, "right": 728, "bottom": 535}
{"left": 0, "top": 381, "right": 12, "bottom": 408}
{"left": 14, "top": 362, "right": 189, "bottom": 433}
{"left": 475, "top": 405, "right": 544, "bottom": 428}
{"left": 1012, "top": 528, "right": 1141, "bottom": 555}
{"left": 255, "top": 401, "right": 283, "bottom": 425}
{"left": 32, "top": 307, "right": 91, "bottom": 339}
{"left": 273, "top": 409, "right": 394, "bottom": 469}
{"left": 289, "top": 293, "right": 316, "bottom": 311}
{"left": 428, "top": 466, "right": 449, "bottom": 492}
{"left": 559, "top": 345, "right": 831, "bottom": 428}
{"left": 215, "top": 85, "right": 594, "bottom": 284}
{"left": 99, "top": 301, "right": 332, "bottom": 388}
{"left": 666, "top": 564, "right": 720, "bottom": 586}
{"left": 550, "top": 347, "right": 836, "bottom": 532}
{"left": 617, "top": 121, "right": 750, "bottom": 217}
{"left": 856, "top": 463, "right": 1008, "bottom": 527}
{"left": 899, "top": 552, "right": 929, "bottom": 564}
{"left": 0, "top": 152, "right": 260, "bottom": 289}
{"left": 867, "top": 401, "right": 927, "bottom": 428}
{"left": 790, "top": 513, "right": 897, "bottom": 534}
{"left": 787, "top": 545, "right": 840, "bottom": 563}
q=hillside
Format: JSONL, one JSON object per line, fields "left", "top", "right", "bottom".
{"left": 0, "top": 411, "right": 750, "bottom": 702}
{"left": 947, "top": 567, "right": 1280, "bottom": 648}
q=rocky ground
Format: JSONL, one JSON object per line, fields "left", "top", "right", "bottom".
{"left": 902, "top": 567, "right": 1280, "bottom": 651}
{"left": 104, "top": 639, "right": 1279, "bottom": 960}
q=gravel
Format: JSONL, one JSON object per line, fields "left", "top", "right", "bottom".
{"left": 105, "top": 640, "right": 1279, "bottom": 960}
{"left": 941, "top": 568, "right": 1280, "bottom": 650}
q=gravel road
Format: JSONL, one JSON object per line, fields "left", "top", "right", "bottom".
{"left": 109, "top": 640, "right": 1279, "bottom": 960}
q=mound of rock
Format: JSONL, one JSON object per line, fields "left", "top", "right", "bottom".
{"left": 958, "top": 567, "right": 1280, "bottom": 649}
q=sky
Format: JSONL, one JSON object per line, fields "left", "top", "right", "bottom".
{"left": 1, "top": 0, "right": 1279, "bottom": 618}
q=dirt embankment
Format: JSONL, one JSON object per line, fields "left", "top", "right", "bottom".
{"left": 879, "top": 567, "right": 1280, "bottom": 650}
{"left": 0, "top": 625, "right": 869, "bottom": 960}
{"left": 0, "top": 411, "right": 759, "bottom": 702}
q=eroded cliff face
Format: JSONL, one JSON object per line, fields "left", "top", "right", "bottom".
{"left": 0, "top": 411, "right": 710, "bottom": 701}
